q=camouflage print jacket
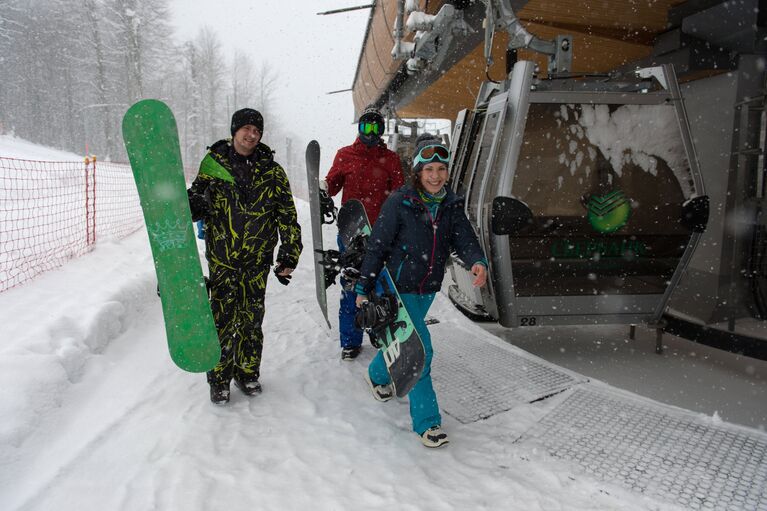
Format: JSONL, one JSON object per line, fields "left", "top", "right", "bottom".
{"left": 187, "top": 139, "right": 302, "bottom": 270}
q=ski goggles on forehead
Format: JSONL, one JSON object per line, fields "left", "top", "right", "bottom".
{"left": 359, "top": 121, "right": 382, "bottom": 136}
{"left": 413, "top": 144, "right": 450, "bottom": 166}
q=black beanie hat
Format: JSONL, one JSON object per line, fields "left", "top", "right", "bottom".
{"left": 231, "top": 108, "right": 264, "bottom": 136}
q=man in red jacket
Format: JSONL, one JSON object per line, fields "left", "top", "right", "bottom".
{"left": 322, "top": 106, "right": 404, "bottom": 360}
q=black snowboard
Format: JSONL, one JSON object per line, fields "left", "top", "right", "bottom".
{"left": 337, "top": 199, "right": 425, "bottom": 397}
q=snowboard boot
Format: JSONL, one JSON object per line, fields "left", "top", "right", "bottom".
{"left": 341, "top": 346, "right": 361, "bottom": 361}
{"left": 364, "top": 372, "right": 393, "bottom": 402}
{"left": 209, "top": 382, "right": 230, "bottom": 405}
{"left": 420, "top": 426, "right": 449, "bottom": 448}
{"left": 234, "top": 378, "right": 262, "bottom": 396}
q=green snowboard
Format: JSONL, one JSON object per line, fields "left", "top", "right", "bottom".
{"left": 122, "top": 99, "right": 220, "bottom": 372}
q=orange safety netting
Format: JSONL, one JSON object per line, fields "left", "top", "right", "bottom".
{"left": 0, "top": 157, "right": 144, "bottom": 292}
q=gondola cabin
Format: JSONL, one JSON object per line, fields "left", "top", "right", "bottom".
{"left": 446, "top": 61, "right": 708, "bottom": 329}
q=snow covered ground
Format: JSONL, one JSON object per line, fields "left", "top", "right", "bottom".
{"left": 0, "top": 213, "right": 650, "bottom": 511}
{"left": 0, "top": 135, "right": 84, "bottom": 161}
{"left": 1, "top": 138, "right": 766, "bottom": 510}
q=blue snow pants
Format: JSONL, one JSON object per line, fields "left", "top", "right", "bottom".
{"left": 338, "top": 235, "right": 362, "bottom": 349}
{"left": 368, "top": 292, "right": 440, "bottom": 435}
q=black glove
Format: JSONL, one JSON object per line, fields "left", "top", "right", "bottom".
{"left": 273, "top": 263, "right": 292, "bottom": 286}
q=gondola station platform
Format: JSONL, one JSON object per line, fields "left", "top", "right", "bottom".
{"left": 398, "top": 295, "right": 767, "bottom": 511}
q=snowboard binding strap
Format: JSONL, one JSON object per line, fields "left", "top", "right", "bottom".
{"left": 355, "top": 292, "right": 400, "bottom": 348}
{"left": 316, "top": 233, "right": 368, "bottom": 290}
{"left": 319, "top": 190, "right": 337, "bottom": 225}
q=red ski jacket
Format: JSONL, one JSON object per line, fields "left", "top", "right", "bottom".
{"left": 325, "top": 138, "right": 404, "bottom": 223}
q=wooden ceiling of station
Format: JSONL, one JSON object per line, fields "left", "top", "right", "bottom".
{"left": 352, "top": 0, "right": 686, "bottom": 120}
{"left": 351, "top": 0, "right": 449, "bottom": 115}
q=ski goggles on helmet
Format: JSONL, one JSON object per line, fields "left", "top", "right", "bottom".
{"left": 358, "top": 121, "right": 383, "bottom": 136}
{"left": 413, "top": 144, "right": 450, "bottom": 166}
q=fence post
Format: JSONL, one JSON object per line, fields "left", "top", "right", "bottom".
{"left": 84, "top": 155, "right": 97, "bottom": 247}
{"left": 92, "top": 156, "right": 97, "bottom": 245}
{"left": 85, "top": 156, "right": 92, "bottom": 246}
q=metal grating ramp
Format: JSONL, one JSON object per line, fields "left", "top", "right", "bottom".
{"left": 430, "top": 321, "right": 587, "bottom": 423}
{"left": 517, "top": 386, "right": 767, "bottom": 511}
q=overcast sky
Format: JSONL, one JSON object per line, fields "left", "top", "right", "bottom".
{"left": 167, "top": 0, "right": 371, "bottom": 172}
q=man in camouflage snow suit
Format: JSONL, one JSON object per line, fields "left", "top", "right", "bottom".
{"left": 188, "top": 108, "right": 302, "bottom": 404}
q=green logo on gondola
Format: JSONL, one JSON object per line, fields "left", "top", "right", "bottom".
{"left": 586, "top": 190, "right": 631, "bottom": 233}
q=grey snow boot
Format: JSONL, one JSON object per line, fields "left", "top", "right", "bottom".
{"left": 364, "top": 372, "right": 393, "bottom": 402}
{"left": 420, "top": 426, "right": 449, "bottom": 448}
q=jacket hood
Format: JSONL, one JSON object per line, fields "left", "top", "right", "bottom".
{"left": 209, "top": 138, "right": 275, "bottom": 166}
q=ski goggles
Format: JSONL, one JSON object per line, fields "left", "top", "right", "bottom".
{"left": 358, "top": 121, "right": 383, "bottom": 136}
{"left": 413, "top": 144, "right": 450, "bottom": 166}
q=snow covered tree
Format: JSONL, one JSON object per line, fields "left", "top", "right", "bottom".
{"left": 193, "top": 27, "right": 226, "bottom": 144}
{"left": 109, "top": 0, "right": 172, "bottom": 101}
{"left": 231, "top": 49, "right": 257, "bottom": 112}
{"left": 0, "top": 0, "right": 285, "bottom": 166}
{"left": 254, "top": 61, "right": 279, "bottom": 123}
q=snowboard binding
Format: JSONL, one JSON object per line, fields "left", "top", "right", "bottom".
{"left": 319, "top": 190, "right": 337, "bottom": 225}
{"left": 316, "top": 249, "right": 343, "bottom": 288}
{"left": 355, "top": 291, "right": 401, "bottom": 348}
{"left": 316, "top": 233, "right": 368, "bottom": 290}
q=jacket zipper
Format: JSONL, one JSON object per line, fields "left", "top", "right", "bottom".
{"left": 415, "top": 197, "right": 440, "bottom": 294}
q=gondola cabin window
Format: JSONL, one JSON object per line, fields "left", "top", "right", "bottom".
{"left": 507, "top": 102, "right": 693, "bottom": 297}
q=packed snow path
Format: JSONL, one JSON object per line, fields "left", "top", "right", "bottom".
{"left": 1, "top": 200, "right": 765, "bottom": 511}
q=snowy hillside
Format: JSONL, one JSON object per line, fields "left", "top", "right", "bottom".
{"left": 0, "top": 135, "right": 84, "bottom": 161}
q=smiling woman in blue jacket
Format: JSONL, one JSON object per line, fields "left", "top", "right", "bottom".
{"left": 354, "top": 134, "right": 487, "bottom": 448}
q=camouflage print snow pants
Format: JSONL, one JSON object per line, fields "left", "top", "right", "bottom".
{"left": 206, "top": 262, "right": 269, "bottom": 386}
